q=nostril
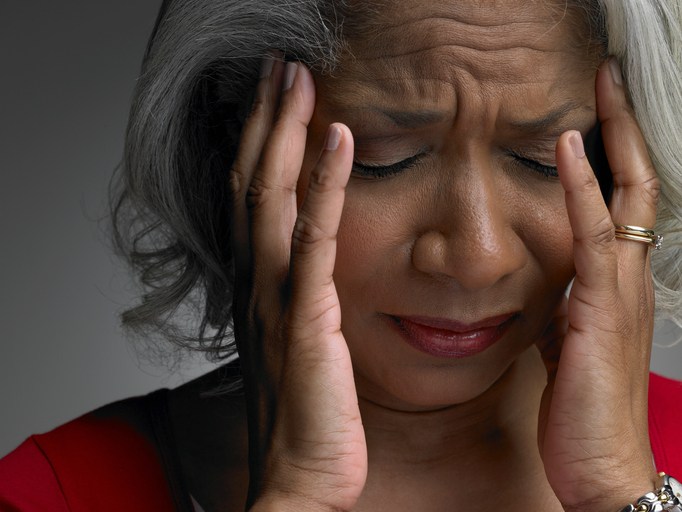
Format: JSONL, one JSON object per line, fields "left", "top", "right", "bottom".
{"left": 412, "top": 228, "right": 526, "bottom": 290}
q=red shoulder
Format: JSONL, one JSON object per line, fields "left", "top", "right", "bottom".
{"left": 0, "top": 398, "right": 177, "bottom": 512}
{"left": 0, "top": 436, "right": 70, "bottom": 511}
{"left": 649, "top": 372, "right": 682, "bottom": 476}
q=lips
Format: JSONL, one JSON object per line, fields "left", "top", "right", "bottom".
{"left": 391, "top": 313, "right": 517, "bottom": 358}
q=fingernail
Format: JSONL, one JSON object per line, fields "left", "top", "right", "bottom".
{"left": 325, "top": 125, "right": 341, "bottom": 151}
{"left": 569, "top": 131, "right": 585, "bottom": 159}
{"left": 283, "top": 62, "right": 298, "bottom": 91}
{"left": 260, "top": 54, "right": 274, "bottom": 79}
{"left": 609, "top": 58, "right": 623, "bottom": 86}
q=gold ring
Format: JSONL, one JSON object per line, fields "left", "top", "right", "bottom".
{"left": 614, "top": 224, "right": 662, "bottom": 250}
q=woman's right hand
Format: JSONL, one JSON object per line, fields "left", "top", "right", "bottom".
{"left": 229, "top": 55, "right": 367, "bottom": 512}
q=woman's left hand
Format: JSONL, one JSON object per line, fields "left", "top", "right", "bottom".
{"left": 536, "top": 58, "right": 661, "bottom": 512}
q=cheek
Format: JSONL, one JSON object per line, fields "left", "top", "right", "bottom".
{"left": 332, "top": 179, "right": 421, "bottom": 311}
{"left": 516, "top": 187, "right": 575, "bottom": 290}
{"left": 334, "top": 185, "right": 402, "bottom": 278}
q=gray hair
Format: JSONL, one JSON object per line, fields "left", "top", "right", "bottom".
{"left": 112, "top": 0, "right": 682, "bottom": 362}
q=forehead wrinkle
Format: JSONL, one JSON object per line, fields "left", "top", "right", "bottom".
{"left": 340, "top": 0, "right": 598, "bottom": 84}
{"left": 319, "top": 46, "right": 593, "bottom": 135}
{"left": 318, "top": 60, "right": 582, "bottom": 131}
{"left": 343, "top": 44, "right": 573, "bottom": 95}
{"left": 375, "top": 13, "right": 548, "bottom": 38}
{"left": 349, "top": 0, "right": 581, "bottom": 57}
{"left": 369, "top": 19, "right": 563, "bottom": 58}
{"left": 343, "top": 22, "right": 581, "bottom": 90}
{"left": 319, "top": 75, "right": 459, "bottom": 122}
{"left": 379, "top": 109, "right": 445, "bottom": 128}
{"left": 317, "top": 2, "right": 599, "bottom": 132}
{"left": 345, "top": 0, "right": 588, "bottom": 40}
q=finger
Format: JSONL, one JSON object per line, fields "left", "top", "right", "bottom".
{"left": 230, "top": 53, "right": 285, "bottom": 270}
{"left": 248, "top": 62, "right": 317, "bottom": 278}
{"left": 557, "top": 130, "right": 618, "bottom": 301}
{"left": 597, "top": 58, "right": 660, "bottom": 234}
{"left": 596, "top": 59, "right": 657, "bottom": 362}
{"left": 289, "top": 124, "right": 354, "bottom": 336}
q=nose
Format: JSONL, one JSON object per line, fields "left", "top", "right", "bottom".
{"left": 411, "top": 168, "right": 527, "bottom": 291}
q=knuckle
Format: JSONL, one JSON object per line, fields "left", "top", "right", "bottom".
{"left": 292, "top": 213, "right": 332, "bottom": 251}
{"left": 288, "top": 295, "right": 338, "bottom": 334}
{"left": 308, "top": 167, "right": 337, "bottom": 192}
{"left": 229, "top": 167, "right": 247, "bottom": 197}
{"left": 577, "top": 168, "right": 600, "bottom": 192}
{"left": 245, "top": 180, "right": 266, "bottom": 212}
{"left": 245, "top": 174, "right": 272, "bottom": 210}
{"left": 291, "top": 112, "right": 309, "bottom": 133}
{"left": 619, "top": 101, "right": 638, "bottom": 121}
{"left": 276, "top": 94, "right": 310, "bottom": 131}
{"left": 245, "top": 174, "right": 295, "bottom": 211}
{"left": 580, "top": 216, "right": 616, "bottom": 253}
{"left": 248, "top": 94, "right": 268, "bottom": 119}
{"left": 639, "top": 170, "right": 661, "bottom": 207}
{"left": 280, "top": 84, "right": 304, "bottom": 112}
{"left": 272, "top": 115, "right": 307, "bottom": 145}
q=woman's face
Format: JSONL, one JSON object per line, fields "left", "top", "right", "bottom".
{"left": 302, "top": 0, "right": 601, "bottom": 410}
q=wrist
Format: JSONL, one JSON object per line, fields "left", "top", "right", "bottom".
{"left": 616, "top": 473, "right": 682, "bottom": 512}
{"left": 564, "top": 488, "right": 653, "bottom": 512}
{"left": 562, "top": 472, "right": 657, "bottom": 512}
{"left": 248, "top": 450, "right": 364, "bottom": 512}
{"left": 249, "top": 493, "right": 342, "bottom": 512}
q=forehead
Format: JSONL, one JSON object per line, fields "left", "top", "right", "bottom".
{"left": 318, "top": 0, "right": 598, "bottom": 121}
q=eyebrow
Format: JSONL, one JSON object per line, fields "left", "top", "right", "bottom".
{"left": 359, "top": 101, "right": 594, "bottom": 131}
{"left": 371, "top": 108, "right": 448, "bottom": 128}
{"left": 508, "top": 101, "right": 595, "bottom": 133}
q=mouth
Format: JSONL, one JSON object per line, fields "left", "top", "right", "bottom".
{"left": 389, "top": 313, "right": 519, "bottom": 359}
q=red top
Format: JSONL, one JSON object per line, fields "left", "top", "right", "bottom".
{"left": 1, "top": 373, "right": 681, "bottom": 511}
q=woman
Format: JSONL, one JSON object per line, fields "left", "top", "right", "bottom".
{"left": 1, "top": 0, "right": 682, "bottom": 511}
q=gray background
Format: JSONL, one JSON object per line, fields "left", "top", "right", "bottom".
{"left": 1, "top": 2, "right": 681, "bottom": 459}
{"left": 1, "top": 1, "right": 217, "bottom": 459}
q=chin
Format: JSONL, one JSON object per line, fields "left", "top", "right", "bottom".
{"left": 353, "top": 348, "right": 523, "bottom": 411}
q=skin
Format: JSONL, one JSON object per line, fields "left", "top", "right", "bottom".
{"left": 167, "top": 1, "right": 661, "bottom": 510}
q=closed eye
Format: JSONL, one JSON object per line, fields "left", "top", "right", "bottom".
{"left": 509, "top": 151, "right": 558, "bottom": 179}
{"left": 352, "top": 153, "right": 424, "bottom": 179}
{"left": 352, "top": 151, "right": 557, "bottom": 179}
